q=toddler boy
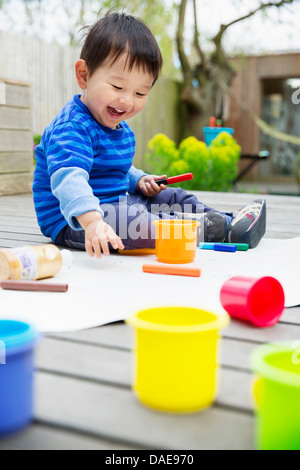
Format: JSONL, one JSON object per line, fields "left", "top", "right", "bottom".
{"left": 33, "top": 11, "right": 266, "bottom": 258}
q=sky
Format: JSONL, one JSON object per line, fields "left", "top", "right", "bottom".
{"left": 0, "top": 0, "right": 300, "bottom": 54}
{"left": 185, "top": 0, "right": 300, "bottom": 54}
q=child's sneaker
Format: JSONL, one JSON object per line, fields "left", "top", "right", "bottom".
{"left": 172, "top": 210, "right": 228, "bottom": 243}
{"left": 226, "top": 199, "right": 266, "bottom": 248}
{"left": 201, "top": 211, "right": 228, "bottom": 243}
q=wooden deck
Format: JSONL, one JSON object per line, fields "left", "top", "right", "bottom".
{"left": 0, "top": 191, "right": 299, "bottom": 450}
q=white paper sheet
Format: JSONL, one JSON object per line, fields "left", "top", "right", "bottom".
{"left": 0, "top": 236, "right": 299, "bottom": 333}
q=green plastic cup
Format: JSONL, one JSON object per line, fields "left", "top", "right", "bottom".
{"left": 250, "top": 342, "right": 300, "bottom": 450}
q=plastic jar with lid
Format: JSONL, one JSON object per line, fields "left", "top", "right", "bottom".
{"left": 0, "top": 244, "right": 73, "bottom": 281}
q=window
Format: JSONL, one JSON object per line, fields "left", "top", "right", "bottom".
{"left": 260, "top": 78, "right": 300, "bottom": 178}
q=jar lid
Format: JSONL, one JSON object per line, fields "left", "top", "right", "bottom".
{"left": 0, "top": 251, "right": 12, "bottom": 281}
{"left": 0, "top": 320, "right": 39, "bottom": 350}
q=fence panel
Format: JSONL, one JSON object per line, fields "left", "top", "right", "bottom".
{"left": 0, "top": 79, "right": 33, "bottom": 195}
{"left": 0, "top": 31, "right": 181, "bottom": 170}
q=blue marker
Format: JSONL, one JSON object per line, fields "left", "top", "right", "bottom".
{"left": 214, "top": 243, "right": 236, "bottom": 252}
{"left": 199, "top": 242, "right": 248, "bottom": 251}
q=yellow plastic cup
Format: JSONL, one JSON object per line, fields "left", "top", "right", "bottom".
{"left": 153, "top": 219, "right": 200, "bottom": 264}
{"left": 126, "top": 306, "right": 229, "bottom": 413}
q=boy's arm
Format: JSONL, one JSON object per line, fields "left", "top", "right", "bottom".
{"left": 50, "top": 166, "right": 103, "bottom": 230}
{"left": 127, "top": 165, "right": 147, "bottom": 194}
{"left": 51, "top": 166, "right": 124, "bottom": 257}
{"left": 76, "top": 211, "right": 124, "bottom": 258}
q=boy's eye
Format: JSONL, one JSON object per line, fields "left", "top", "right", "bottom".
{"left": 136, "top": 92, "right": 146, "bottom": 97}
{"left": 111, "top": 84, "right": 122, "bottom": 90}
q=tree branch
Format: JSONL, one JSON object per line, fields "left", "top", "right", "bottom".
{"left": 176, "top": 0, "right": 192, "bottom": 81}
{"left": 192, "top": 0, "right": 207, "bottom": 70}
{"left": 213, "top": 0, "right": 295, "bottom": 48}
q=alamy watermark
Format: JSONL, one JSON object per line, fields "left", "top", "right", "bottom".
{"left": 0, "top": 340, "right": 6, "bottom": 365}
{"left": 0, "top": 80, "right": 6, "bottom": 105}
{"left": 101, "top": 200, "right": 205, "bottom": 245}
{"left": 291, "top": 341, "right": 300, "bottom": 365}
{"left": 288, "top": 78, "right": 300, "bottom": 105}
{"left": 292, "top": 88, "right": 300, "bottom": 105}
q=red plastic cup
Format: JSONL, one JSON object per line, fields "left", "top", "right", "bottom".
{"left": 219, "top": 276, "right": 285, "bottom": 327}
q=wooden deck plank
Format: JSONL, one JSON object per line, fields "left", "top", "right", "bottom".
{"left": 33, "top": 335, "right": 286, "bottom": 415}
{"left": 0, "top": 238, "right": 49, "bottom": 248}
{"left": 49, "top": 313, "right": 300, "bottom": 352}
{"left": 36, "top": 372, "right": 255, "bottom": 450}
{"left": 37, "top": 336, "right": 257, "bottom": 385}
{"left": 224, "top": 320, "right": 300, "bottom": 343}
{"left": 0, "top": 232, "right": 49, "bottom": 242}
{"left": 0, "top": 218, "right": 43, "bottom": 228}
{"left": 35, "top": 339, "right": 255, "bottom": 423}
{"left": 0, "top": 191, "right": 298, "bottom": 450}
{"left": 37, "top": 337, "right": 132, "bottom": 388}
{"left": 0, "top": 225, "right": 45, "bottom": 235}
{"left": 0, "top": 423, "right": 137, "bottom": 450}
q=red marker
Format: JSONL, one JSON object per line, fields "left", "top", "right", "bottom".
{"left": 155, "top": 173, "right": 193, "bottom": 186}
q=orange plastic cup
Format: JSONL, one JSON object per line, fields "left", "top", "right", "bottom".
{"left": 153, "top": 219, "right": 200, "bottom": 264}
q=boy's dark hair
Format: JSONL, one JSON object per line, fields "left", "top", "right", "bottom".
{"left": 80, "top": 11, "right": 163, "bottom": 85}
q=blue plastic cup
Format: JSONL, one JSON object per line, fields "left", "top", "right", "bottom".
{"left": 0, "top": 320, "right": 39, "bottom": 436}
{"left": 202, "top": 127, "right": 234, "bottom": 146}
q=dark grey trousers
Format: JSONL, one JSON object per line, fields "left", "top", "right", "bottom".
{"left": 55, "top": 187, "right": 230, "bottom": 250}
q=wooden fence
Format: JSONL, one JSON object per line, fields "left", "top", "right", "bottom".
{"left": 0, "top": 30, "right": 181, "bottom": 173}
{"left": 0, "top": 79, "right": 33, "bottom": 195}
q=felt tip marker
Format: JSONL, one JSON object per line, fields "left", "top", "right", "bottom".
{"left": 0, "top": 280, "right": 68, "bottom": 292}
{"left": 118, "top": 248, "right": 155, "bottom": 255}
{"left": 143, "top": 264, "right": 201, "bottom": 277}
{"left": 199, "top": 242, "right": 249, "bottom": 251}
{"left": 156, "top": 173, "right": 193, "bottom": 186}
{"left": 214, "top": 243, "right": 236, "bottom": 252}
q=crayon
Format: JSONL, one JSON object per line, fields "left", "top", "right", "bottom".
{"left": 0, "top": 280, "right": 68, "bottom": 292}
{"left": 142, "top": 264, "right": 201, "bottom": 277}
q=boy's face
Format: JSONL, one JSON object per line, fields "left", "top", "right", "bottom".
{"left": 76, "top": 53, "right": 154, "bottom": 129}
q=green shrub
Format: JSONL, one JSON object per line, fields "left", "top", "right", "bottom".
{"left": 146, "top": 132, "right": 241, "bottom": 192}
{"left": 146, "top": 133, "right": 179, "bottom": 175}
{"left": 33, "top": 134, "right": 42, "bottom": 146}
{"left": 33, "top": 134, "right": 42, "bottom": 165}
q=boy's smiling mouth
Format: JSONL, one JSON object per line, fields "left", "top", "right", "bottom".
{"left": 107, "top": 106, "right": 126, "bottom": 118}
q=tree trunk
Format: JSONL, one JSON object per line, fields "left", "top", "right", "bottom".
{"left": 185, "top": 109, "right": 215, "bottom": 141}
{"left": 180, "top": 69, "right": 227, "bottom": 139}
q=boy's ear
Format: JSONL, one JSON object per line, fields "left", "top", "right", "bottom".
{"left": 75, "top": 59, "right": 88, "bottom": 89}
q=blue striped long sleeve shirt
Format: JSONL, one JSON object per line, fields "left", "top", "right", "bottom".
{"left": 33, "top": 95, "right": 146, "bottom": 241}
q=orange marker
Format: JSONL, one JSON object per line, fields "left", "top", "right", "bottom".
{"left": 142, "top": 264, "right": 201, "bottom": 277}
{"left": 118, "top": 248, "right": 155, "bottom": 255}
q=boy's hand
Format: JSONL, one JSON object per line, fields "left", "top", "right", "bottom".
{"left": 137, "top": 175, "right": 167, "bottom": 197}
{"left": 76, "top": 211, "right": 124, "bottom": 258}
